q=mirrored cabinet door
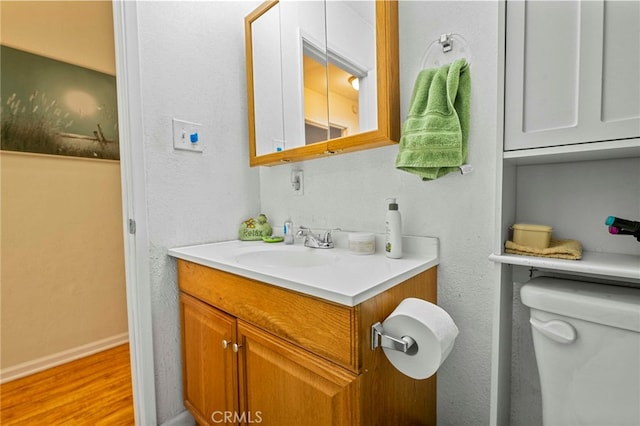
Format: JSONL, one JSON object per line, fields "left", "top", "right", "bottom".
{"left": 325, "top": 1, "right": 377, "bottom": 141}
{"left": 280, "top": 0, "right": 330, "bottom": 147}
{"left": 245, "top": 0, "right": 399, "bottom": 166}
{"left": 249, "top": 1, "right": 285, "bottom": 157}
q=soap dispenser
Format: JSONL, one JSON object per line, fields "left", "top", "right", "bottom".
{"left": 283, "top": 217, "right": 294, "bottom": 244}
{"left": 385, "top": 198, "right": 402, "bottom": 258}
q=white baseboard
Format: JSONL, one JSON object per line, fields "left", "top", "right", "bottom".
{"left": 0, "top": 332, "right": 129, "bottom": 384}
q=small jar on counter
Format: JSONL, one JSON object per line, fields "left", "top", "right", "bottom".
{"left": 348, "top": 232, "right": 375, "bottom": 255}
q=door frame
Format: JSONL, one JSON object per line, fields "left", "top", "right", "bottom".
{"left": 112, "top": 1, "right": 157, "bottom": 424}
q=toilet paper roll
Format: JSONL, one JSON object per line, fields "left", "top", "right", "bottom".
{"left": 382, "top": 298, "right": 459, "bottom": 380}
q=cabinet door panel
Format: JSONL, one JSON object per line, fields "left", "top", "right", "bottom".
{"left": 601, "top": 0, "right": 640, "bottom": 123}
{"left": 251, "top": 2, "right": 284, "bottom": 157}
{"left": 522, "top": 1, "right": 580, "bottom": 134}
{"left": 237, "top": 321, "right": 359, "bottom": 426}
{"left": 180, "top": 293, "right": 238, "bottom": 425}
{"left": 505, "top": 0, "right": 640, "bottom": 151}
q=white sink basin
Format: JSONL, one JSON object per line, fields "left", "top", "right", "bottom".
{"left": 168, "top": 238, "right": 439, "bottom": 306}
{"left": 235, "top": 246, "right": 339, "bottom": 268}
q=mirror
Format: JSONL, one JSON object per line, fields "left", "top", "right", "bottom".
{"left": 245, "top": 0, "right": 399, "bottom": 166}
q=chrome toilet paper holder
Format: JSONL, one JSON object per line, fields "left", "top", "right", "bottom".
{"left": 371, "top": 322, "right": 416, "bottom": 353}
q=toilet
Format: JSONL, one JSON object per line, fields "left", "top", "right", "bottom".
{"left": 521, "top": 277, "right": 640, "bottom": 426}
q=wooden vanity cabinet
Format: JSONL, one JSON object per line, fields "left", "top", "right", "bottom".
{"left": 178, "top": 259, "right": 437, "bottom": 425}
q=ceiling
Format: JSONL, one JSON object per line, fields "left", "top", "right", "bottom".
{"left": 303, "top": 54, "right": 359, "bottom": 102}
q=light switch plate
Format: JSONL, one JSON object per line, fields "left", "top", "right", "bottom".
{"left": 172, "top": 118, "right": 203, "bottom": 152}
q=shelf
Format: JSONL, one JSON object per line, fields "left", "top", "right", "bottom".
{"left": 503, "top": 138, "right": 640, "bottom": 166}
{"left": 489, "top": 251, "right": 640, "bottom": 283}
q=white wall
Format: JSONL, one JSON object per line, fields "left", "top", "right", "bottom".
{"left": 259, "top": 1, "right": 501, "bottom": 424}
{"left": 134, "top": 1, "right": 261, "bottom": 422}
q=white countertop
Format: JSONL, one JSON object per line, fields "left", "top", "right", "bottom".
{"left": 168, "top": 236, "right": 439, "bottom": 307}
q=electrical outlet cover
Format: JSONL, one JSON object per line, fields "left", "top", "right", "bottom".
{"left": 291, "top": 170, "right": 304, "bottom": 195}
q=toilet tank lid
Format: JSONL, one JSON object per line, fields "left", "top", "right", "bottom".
{"left": 521, "top": 277, "right": 640, "bottom": 332}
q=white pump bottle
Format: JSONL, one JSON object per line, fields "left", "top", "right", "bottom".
{"left": 385, "top": 198, "right": 402, "bottom": 258}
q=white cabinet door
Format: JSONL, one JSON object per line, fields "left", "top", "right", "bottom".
{"left": 504, "top": 0, "right": 640, "bottom": 151}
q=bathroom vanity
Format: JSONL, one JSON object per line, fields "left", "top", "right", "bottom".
{"left": 170, "top": 239, "right": 439, "bottom": 425}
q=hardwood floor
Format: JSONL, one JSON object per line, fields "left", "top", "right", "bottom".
{"left": 0, "top": 343, "right": 135, "bottom": 425}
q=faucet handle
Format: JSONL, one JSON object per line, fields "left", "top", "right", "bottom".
{"left": 322, "top": 228, "right": 342, "bottom": 243}
{"left": 296, "top": 226, "right": 310, "bottom": 238}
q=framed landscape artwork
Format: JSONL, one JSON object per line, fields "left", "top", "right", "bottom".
{"left": 1, "top": 45, "right": 119, "bottom": 160}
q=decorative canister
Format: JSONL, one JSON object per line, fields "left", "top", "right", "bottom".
{"left": 348, "top": 232, "right": 376, "bottom": 255}
{"left": 512, "top": 223, "right": 552, "bottom": 249}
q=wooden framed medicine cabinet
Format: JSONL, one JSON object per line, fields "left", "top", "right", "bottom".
{"left": 244, "top": 0, "right": 400, "bottom": 166}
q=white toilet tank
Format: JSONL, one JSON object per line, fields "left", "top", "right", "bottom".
{"left": 521, "top": 277, "right": 640, "bottom": 426}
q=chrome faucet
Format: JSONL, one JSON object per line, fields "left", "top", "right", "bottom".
{"left": 296, "top": 226, "right": 337, "bottom": 249}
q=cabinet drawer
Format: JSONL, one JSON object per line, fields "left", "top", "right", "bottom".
{"left": 178, "top": 260, "right": 359, "bottom": 371}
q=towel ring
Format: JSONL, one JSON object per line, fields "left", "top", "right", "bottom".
{"left": 413, "top": 33, "right": 474, "bottom": 177}
{"left": 421, "top": 33, "right": 472, "bottom": 69}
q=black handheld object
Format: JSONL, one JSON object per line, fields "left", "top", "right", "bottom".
{"left": 605, "top": 216, "right": 640, "bottom": 242}
{"left": 605, "top": 216, "right": 640, "bottom": 233}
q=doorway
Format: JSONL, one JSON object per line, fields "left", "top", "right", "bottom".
{"left": 0, "top": 0, "right": 132, "bottom": 418}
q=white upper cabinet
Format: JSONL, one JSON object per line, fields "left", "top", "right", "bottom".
{"left": 504, "top": 0, "right": 640, "bottom": 151}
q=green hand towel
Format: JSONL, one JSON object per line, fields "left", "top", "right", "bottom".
{"left": 395, "top": 58, "right": 470, "bottom": 180}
